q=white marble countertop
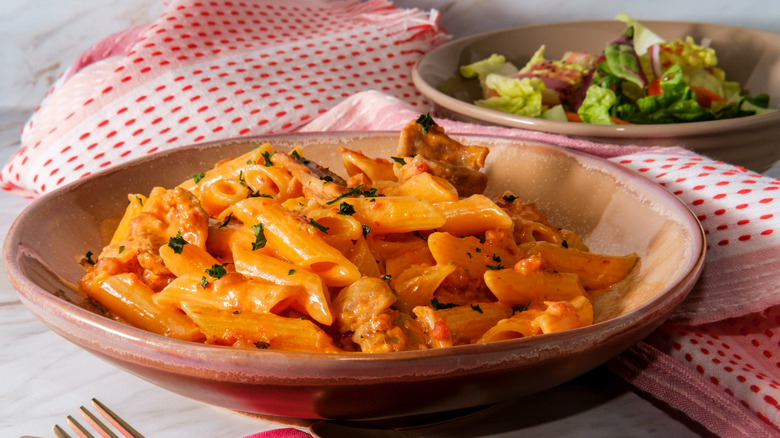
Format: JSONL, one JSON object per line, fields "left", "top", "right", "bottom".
{"left": 2, "top": 1, "right": 779, "bottom": 437}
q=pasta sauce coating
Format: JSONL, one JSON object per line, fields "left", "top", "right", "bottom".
{"left": 78, "top": 116, "right": 637, "bottom": 352}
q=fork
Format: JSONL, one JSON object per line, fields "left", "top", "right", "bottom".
{"left": 52, "top": 398, "right": 145, "bottom": 438}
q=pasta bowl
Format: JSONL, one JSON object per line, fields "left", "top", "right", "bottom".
{"left": 412, "top": 20, "right": 780, "bottom": 172}
{"left": 3, "top": 132, "right": 704, "bottom": 421}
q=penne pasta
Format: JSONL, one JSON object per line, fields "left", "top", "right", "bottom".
{"left": 524, "top": 241, "right": 637, "bottom": 291}
{"left": 79, "top": 271, "right": 202, "bottom": 341}
{"left": 346, "top": 236, "right": 383, "bottom": 278}
{"left": 230, "top": 196, "right": 361, "bottom": 287}
{"left": 232, "top": 245, "right": 332, "bottom": 325}
{"left": 109, "top": 194, "right": 146, "bottom": 245}
{"left": 181, "top": 302, "right": 341, "bottom": 353}
{"left": 341, "top": 196, "right": 447, "bottom": 234}
{"left": 380, "top": 172, "right": 458, "bottom": 203}
{"left": 338, "top": 147, "right": 397, "bottom": 183}
{"left": 158, "top": 241, "right": 220, "bottom": 278}
{"left": 420, "top": 302, "right": 514, "bottom": 345}
{"left": 77, "top": 116, "right": 638, "bottom": 353}
{"left": 392, "top": 263, "right": 457, "bottom": 311}
{"left": 484, "top": 256, "right": 588, "bottom": 307}
{"left": 434, "top": 194, "right": 513, "bottom": 235}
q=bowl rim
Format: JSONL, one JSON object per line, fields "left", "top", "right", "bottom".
{"left": 3, "top": 131, "right": 706, "bottom": 371}
{"left": 413, "top": 19, "right": 780, "bottom": 136}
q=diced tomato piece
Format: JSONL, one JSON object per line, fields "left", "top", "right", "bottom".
{"left": 647, "top": 79, "right": 662, "bottom": 96}
{"left": 565, "top": 112, "right": 583, "bottom": 123}
{"left": 430, "top": 320, "right": 450, "bottom": 340}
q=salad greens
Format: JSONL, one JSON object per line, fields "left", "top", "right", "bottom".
{"left": 458, "top": 14, "right": 775, "bottom": 124}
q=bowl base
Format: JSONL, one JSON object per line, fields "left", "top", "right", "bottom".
{"left": 232, "top": 403, "right": 497, "bottom": 431}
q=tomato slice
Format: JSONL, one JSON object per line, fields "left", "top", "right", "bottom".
{"left": 690, "top": 86, "right": 727, "bottom": 108}
{"left": 610, "top": 116, "right": 633, "bottom": 125}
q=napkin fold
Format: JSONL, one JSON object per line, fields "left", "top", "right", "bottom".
{"left": 4, "top": 0, "right": 779, "bottom": 436}
{"left": 0, "top": 0, "right": 447, "bottom": 197}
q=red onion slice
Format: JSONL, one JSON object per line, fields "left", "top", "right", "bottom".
{"left": 650, "top": 44, "right": 663, "bottom": 78}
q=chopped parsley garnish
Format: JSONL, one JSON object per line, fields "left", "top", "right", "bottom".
{"left": 337, "top": 202, "right": 355, "bottom": 215}
{"left": 430, "top": 298, "right": 458, "bottom": 310}
{"left": 261, "top": 150, "right": 274, "bottom": 167}
{"left": 390, "top": 156, "right": 406, "bottom": 165}
{"left": 309, "top": 218, "right": 329, "bottom": 233}
{"left": 380, "top": 274, "right": 392, "bottom": 280}
{"left": 247, "top": 190, "right": 272, "bottom": 199}
{"left": 561, "top": 240, "right": 569, "bottom": 248}
{"left": 416, "top": 113, "right": 436, "bottom": 134}
{"left": 288, "top": 269, "right": 296, "bottom": 275}
{"left": 486, "top": 254, "right": 505, "bottom": 270}
{"left": 291, "top": 150, "right": 309, "bottom": 164}
{"left": 502, "top": 194, "right": 518, "bottom": 203}
{"left": 254, "top": 341, "right": 271, "bottom": 349}
{"left": 135, "top": 196, "right": 144, "bottom": 207}
{"left": 83, "top": 251, "right": 96, "bottom": 266}
{"left": 206, "top": 263, "right": 228, "bottom": 279}
{"left": 251, "top": 223, "right": 267, "bottom": 250}
{"left": 168, "top": 231, "right": 189, "bottom": 254}
{"left": 471, "top": 304, "right": 483, "bottom": 313}
{"left": 237, "top": 171, "right": 271, "bottom": 198}
{"left": 513, "top": 302, "right": 532, "bottom": 313}
{"left": 320, "top": 175, "right": 333, "bottom": 183}
{"left": 192, "top": 172, "right": 206, "bottom": 183}
{"left": 325, "top": 184, "right": 378, "bottom": 205}
{"left": 118, "top": 246, "right": 125, "bottom": 254}
{"left": 218, "top": 213, "right": 233, "bottom": 228}
{"left": 362, "top": 224, "right": 371, "bottom": 237}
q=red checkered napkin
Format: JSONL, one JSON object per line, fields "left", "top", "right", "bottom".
{"left": 0, "top": 0, "right": 448, "bottom": 197}
{"left": 303, "top": 90, "right": 780, "bottom": 436}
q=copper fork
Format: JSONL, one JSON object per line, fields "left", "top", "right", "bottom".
{"left": 52, "top": 398, "right": 145, "bottom": 438}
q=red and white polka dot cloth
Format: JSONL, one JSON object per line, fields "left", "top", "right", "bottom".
{"left": 303, "top": 91, "right": 780, "bottom": 437}
{"left": 0, "top": 0, "right": 448, "bottom": 197}
{"left": 3, "top": 0, "right": 779, "bottom": 435}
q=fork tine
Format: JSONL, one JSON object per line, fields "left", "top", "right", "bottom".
{"left": 65, "top": 415, "right": 96, "bottom": 438}
{"left": 53, "top": 424, "right": 73, "bottom": 438}
{"left": 90, "top": 398, "right": 146, "bottom": 438}
{"left": 79, "top": 405, "right": 120, "bottom": 438}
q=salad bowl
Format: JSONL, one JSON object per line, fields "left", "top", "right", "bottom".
{"left": 413, "top": 19, "right": 780, "bottom": 173}
{"left": 3, "top": 132, "right": 704, "bottom": 421}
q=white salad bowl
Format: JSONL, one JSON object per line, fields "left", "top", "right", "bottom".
{"left": 413, "top": 20, "right": 780, "bottom": 173}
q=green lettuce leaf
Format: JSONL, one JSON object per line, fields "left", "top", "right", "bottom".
{"left": 542, "top": 104, "right": 568, "bottom": 121}
{"left": 474, "top": 74, "right": 546, "bottom": 117}
{"left": 518, "top": 45, "right": 548, "bottom": 73}
{"left": 459, "top": 54, "right": 518, "bottom": 81}
{"left": 577, "top": 85, "right": 617, "bottom": 124}
{"left": 632, "top": 64, "right": 708, "bottom": 123}
{"left": 603, "top": 42, "right": 647, "bottom": 88}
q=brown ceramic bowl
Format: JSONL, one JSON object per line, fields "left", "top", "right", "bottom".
{"left": 3, "top": 132, "right": 704, "bottom": 421}
{"left": 412, "top": 20, "right": 780, "bottom": 173}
